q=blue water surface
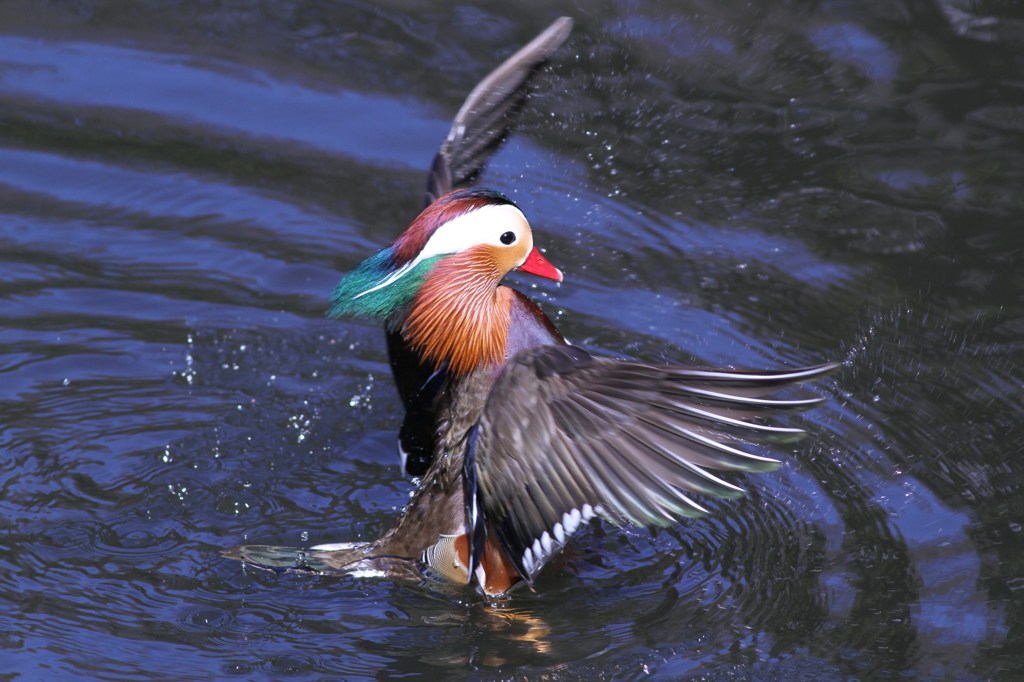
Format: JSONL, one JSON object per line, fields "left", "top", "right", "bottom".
{"left": 1, "top": 2, "right": 1022, "bottom": 680}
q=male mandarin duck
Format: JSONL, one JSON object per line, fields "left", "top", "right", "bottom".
{"left": 227, "top": 17, "right": 838, "bottom": 596}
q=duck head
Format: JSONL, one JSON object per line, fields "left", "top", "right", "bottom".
{"left": 329, "top": 188, "right": 562, "bottom": 374}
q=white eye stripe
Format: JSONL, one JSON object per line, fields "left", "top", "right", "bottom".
{"left": 353, "top": 203, "right": 530, "bottom": 300}
{"left": 420, "top": 203, "right": 530, "bottom": 258}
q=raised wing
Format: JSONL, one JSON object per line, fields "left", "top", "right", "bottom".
{"left": 470, "top": 344, "right": 838, "bottom": 584}
{"left": 425, "top": 17, "right": 573, "bottom": 204}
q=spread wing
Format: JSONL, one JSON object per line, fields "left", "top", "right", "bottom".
{"left": 425, "top": 17, "right": 573, "bottom": 204}
{"left": 470, "top": 344, "right": 838, "bottom": 583}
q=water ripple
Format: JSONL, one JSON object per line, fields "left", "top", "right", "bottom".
{"left": 1, "top": 2, "right": 1022, "bottom": 679}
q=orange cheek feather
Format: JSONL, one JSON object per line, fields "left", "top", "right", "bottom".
{"left": 402, "top": 247, "right": 513, "bottom": 376}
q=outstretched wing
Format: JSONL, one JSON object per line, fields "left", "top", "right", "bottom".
{"left": 470, "top": 344, "right": 837, "bottom": 583}
{"left": 425, "top": 17, "right": 573, "bottom": 204}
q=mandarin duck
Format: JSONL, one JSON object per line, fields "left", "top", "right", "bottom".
{"left": 227, "top": 17, "right": 838, "bottom": 596}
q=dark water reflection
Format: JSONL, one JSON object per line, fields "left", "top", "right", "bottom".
{"left": 2, "top": 1, "right": 1022, "bottom": 679}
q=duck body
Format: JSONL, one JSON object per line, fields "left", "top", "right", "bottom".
{"left": 314, "top": 189, "right": 569, "bottom": 594}
{"left": 230, "top": 187, "right": 836, "bottom": 596}
{"left": 225, "top": 17, "right": 837, "bottom": 596}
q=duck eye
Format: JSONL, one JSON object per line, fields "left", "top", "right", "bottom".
{"left": 499, "top": 231, "right": 516, "bottom": 245}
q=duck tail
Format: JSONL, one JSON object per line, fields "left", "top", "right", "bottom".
{"left": 223, "top": 541, "right": 427, "bottom": 584}
{"left": 222, "top": 541, "right": 367, "bottom": 575}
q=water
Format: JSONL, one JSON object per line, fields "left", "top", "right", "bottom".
{"left": 2, "top": 1, "right": 1022, "bottom": 679}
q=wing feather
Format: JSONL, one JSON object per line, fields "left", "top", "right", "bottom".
{"left": 472, "top": 344, "right": 837, "bottom": 581}
{"left": 426, "top": 17, "right": 573, "bottom": 204}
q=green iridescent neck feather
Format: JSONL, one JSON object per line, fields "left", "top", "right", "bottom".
{"left": 328, "top": 250, "right": 443, "bottom": 321}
